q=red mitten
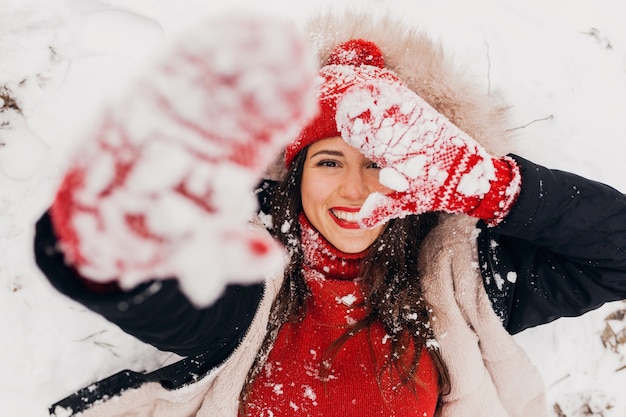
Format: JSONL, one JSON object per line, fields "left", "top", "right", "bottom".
{"left": 336, "top": 79, "right": 521, "bottom": 228}
{"left": 51, "top": 15, "right": 318, "bottom": 306}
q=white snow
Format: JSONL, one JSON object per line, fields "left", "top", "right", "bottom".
{"left": 0, "top": 120, "right": 49, "bottom": 180}
{"left": 379, "top": 166, "right": 410, "bottom": 192}
{"left": 339, "top": 293, "right": 357, "bottom": 307}
{"left": 1, "top": 0, "right": 625, "bottom": 416}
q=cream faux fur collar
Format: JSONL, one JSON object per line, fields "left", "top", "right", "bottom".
{"left": 419, "top": 215, "right": 548, "bottom": 417}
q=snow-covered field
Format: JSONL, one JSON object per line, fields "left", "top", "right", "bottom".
{"left": 1, "top": 0, "right": 625, "bottom": 416}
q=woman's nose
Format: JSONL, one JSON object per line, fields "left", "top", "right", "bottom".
{"left": 339, "top": 169, "right": 370, "bottom": 200}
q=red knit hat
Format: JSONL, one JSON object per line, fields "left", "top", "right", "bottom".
{"left": 284, "top": 39, "right": 401, "bottom": 166}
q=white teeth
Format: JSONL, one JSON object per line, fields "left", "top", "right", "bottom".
{"left": 332, "top": 210, "right": 359, "bottom": 222}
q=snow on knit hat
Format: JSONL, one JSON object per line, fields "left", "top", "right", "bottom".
{"left": 284, "top": 39, "right": 402, "bottom": 166}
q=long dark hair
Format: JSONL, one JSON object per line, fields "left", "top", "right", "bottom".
{"left": 239, "top": 148, "right": 450, "bottom": 410}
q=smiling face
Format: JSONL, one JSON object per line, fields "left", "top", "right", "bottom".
{"left": 300, "top": 136, "right": 391, "bottom": 253}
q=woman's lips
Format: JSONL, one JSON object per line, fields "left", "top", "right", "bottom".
{"left": 329, "top": 208, "right": 361, "bottom": 229}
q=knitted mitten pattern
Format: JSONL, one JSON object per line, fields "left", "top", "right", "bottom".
{"left": 336, "top": 78, "right": 521, "bottom": 228}
{"left": 51, "top": 15, "right": 318, "bottom": 305}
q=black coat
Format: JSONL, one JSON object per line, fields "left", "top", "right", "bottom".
{"left": 36, "top": 155, "right": 626, "bottom": 415}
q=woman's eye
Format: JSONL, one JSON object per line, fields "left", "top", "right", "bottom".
{"left": 317, "top": 159, "right": 339, "bottom": 167}
{"left": 368, "top": 162, "right": 381, "bottom": 169}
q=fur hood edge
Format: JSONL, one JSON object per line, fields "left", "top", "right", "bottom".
{"left": 303, "top": 11, "right": 517, "bottom": 157}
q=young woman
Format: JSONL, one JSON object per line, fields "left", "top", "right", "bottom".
{"left": 37, "top": 12, "right": 626, "bottom": 417}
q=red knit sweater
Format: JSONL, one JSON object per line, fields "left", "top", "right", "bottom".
{"left": 245, "top": 215, "right": 438, "bottom": 416}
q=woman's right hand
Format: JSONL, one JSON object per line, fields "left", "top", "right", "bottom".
{"left": 50, "top": 14, "right": 318, "bottom": 306}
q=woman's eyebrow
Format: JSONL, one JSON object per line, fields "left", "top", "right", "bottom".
{"left": 309, "top": 149, "right": 344, "bottom": 158}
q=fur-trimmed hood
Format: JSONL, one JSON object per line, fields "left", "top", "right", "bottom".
{"left": 303, "top": 11, "right": 516, "bottom": 158}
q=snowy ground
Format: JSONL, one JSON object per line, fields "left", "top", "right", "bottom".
{"left": 1, "top": 0, "right": 625, "bottom": 416}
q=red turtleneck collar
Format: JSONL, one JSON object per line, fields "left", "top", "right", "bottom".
{"left": 299, "top": 213, "right": 366, "bottom": 281}
{"left": 245, "top": 213, "right": 439, "bottom": 417}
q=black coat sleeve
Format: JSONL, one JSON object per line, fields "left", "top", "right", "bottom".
{"left": 34, "top": 212, "right": 264, "bottom": 361}
{"left": 478, "top": 154, "right": 626, "bottom": 334}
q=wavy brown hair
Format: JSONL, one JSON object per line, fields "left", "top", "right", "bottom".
{"left": 239, "top": 149, "right": 450, "bottom": 412}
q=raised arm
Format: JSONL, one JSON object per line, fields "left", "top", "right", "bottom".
{"left": 35, "top": 16, "right": 317, "bottom": 355}
{"left": 35, "top": 210, "right": 264, "bottom": 359}
{"left": 333, "top": 72, "right": 626, "bottom": 335}
{"left": 478, "top": 155, "right": 626, "bottom": 333}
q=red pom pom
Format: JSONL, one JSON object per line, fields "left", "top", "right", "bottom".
{"left": 327, "top": 39, "right": 385, "bottom": 68}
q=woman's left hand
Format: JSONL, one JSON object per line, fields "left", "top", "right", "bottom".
{"left": 336, "top": 78, "right": 521, "bottom": 228}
